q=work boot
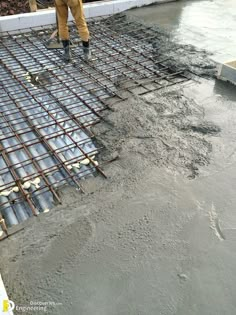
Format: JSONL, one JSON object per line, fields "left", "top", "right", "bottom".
{"left": 62, "top": 40, "right": 71, "bottom": 62}
{"left": 82, "top": 41, "right": 91, "bottom": 61}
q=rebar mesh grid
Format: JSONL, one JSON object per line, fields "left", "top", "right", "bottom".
{"left": 0, "top": 14, "right": 190, "bottom": 235}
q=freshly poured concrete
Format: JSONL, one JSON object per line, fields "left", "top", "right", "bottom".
{"left": 1, "top": 1, "right": 236, "bottom": 315}
{"left": 128, "top": 0, "right": 236, "bottom": 63}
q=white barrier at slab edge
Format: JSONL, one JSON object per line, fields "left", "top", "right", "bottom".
{"left": 0, "top": 0, "right": 176, "bottom": 32}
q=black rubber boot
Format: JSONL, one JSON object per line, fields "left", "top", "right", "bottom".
{"left": 62, "top": 40, "right": 71, "bottom": 62}
{"left": 82, "top": 41, "right": 91, "bottom": 61}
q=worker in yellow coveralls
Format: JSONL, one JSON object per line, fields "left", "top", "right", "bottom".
{"left": 55, "top": 0, "right": 91, "bottom": 61}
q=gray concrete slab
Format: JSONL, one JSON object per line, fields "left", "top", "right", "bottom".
{"left": 128, "top": 0, "right": 236, "bottom": 63}
{"left": 1, "top": 2, "right": 236, "bottom": 315}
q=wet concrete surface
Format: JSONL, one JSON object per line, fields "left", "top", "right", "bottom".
{"left": 129, "top": 0, "right": 236, "bottom": 63}
{"left": 1, "top": 1, "right": 236, "bottom": 315}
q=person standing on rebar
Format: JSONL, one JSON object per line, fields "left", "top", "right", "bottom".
{"left": 55, "top": 0, "right": 91, "bottom": 61}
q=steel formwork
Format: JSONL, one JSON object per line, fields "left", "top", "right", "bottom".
{"left": 0, "top": 14, "right": 190, "bottom": 237}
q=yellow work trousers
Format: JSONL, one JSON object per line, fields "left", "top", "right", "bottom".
{"left": 55, "top": 0, "right": 90, "bottom": 42}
